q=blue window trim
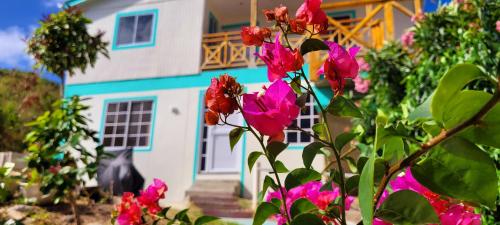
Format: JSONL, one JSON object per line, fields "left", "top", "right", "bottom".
{"left": 112, "top": 9, "right": 159, "bottom": 51}
{"left": 64, "top": 0, "right": 86, "bottom": 8}
{"left": 192, "top": 90, "right": 247, "bottom": 197}
{"left": 327, "top": 10, "right": 356, "bottom": 19}
{"left": 99, "top": 96, "right": 158, "bottom": 152}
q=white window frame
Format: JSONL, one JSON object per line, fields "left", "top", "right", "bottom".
{"left": 285, "top": 95, "right": 320, "bottom": 146}
{"left": 114, "top": 10, "right": 157, "bottom": 49}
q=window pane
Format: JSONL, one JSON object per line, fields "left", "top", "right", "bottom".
{"left": 301, "top": 106, "right": 310, "bottom": 115}
{"left": 143, "top": 101, "right": 153, "bottom": 111}
{"left": 142, "top": 114, "right": 151, "bottom": 122}
{"left": 119, "top": 103, "right": 129, "bottom": 112}
{"left": 129, "top": 125, "right": 138, "bottom": 134}
{"left": 115, "top": 137, "right": 124, "bottom": 146}
{"left": 116, "top": 126, "right": 126, "bottom": 134}
{"left": 117, "top": 16, "right": 135, "bottom": 45}
{"left": 139, "top": 136, "right": 148, "bottom": 146}
{"left": 300, "top": 134, "right": 311, "bottom": 142}
{"left": 300, "top": 119, "right": 311, "bottom": 128}
{"left": 107, "top": 103, "right": 117, "bottom": 112}
{"left": 131, "top": 102, "right": 142, "bottom": 112}
{"left": 106, "top": 115, "right": 116, "bottom": 123}
{"left": 140, "top": 125, "right": 150, "bottom": 134}
{"left": 103, "top": 138, "right": 112, "bottom": 147}
{"left": 104, "top": 126, "right": 114, "bottom": 135}
{"left": 135, "top": 15, "right": 153, "bottom": 43}
{"left": 130, "top": 114, "right": 140, "bottom": 122}
{"left": 117, "top": 114, "right": 127, "bottom": 123}
{"left": 127, "top": 137, "right": 137, "bottom": 147}
{"left": 287, "top": 132, "right": 298, "bottom": 143}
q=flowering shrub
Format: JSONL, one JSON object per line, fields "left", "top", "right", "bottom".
{"left": 198, "top": 0, "right": 499, "bottom": 225}
{"left": 113, "top": 179, "right": 218, "bottom": 225}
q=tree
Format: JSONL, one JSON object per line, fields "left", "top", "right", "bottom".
{"left": 27, "top": 8, "right": 109, "bottom": 95}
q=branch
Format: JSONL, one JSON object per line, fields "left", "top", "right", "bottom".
{"left": 373, "top": 86, "right": 500, "bottom": 208}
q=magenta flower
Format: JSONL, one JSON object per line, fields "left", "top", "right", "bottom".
{"left": 496, "top": 21, "right": 500, "bottom": 32}
{"left": 401, "top": 31, "right": 415, "bottom": 47}
{"left": 411, "top": 12, "right": 426, "bottom": 23}
{"left": 317, "top": 41, "right": 360, "bottom": 95}
{"left": 357, "top": 58, "right": 371, "bottom": 72}
{"left": 440, "top": 205, "right": 481, "bottom": 225}
{"left": 116, "top": 192, "right": 142, "bottom": 225}
{"left": 137, "top": 178, "right": 168, "bottom": 215}
{"left": 242, "top": 80, "right": 300, "bottom": 136}
{"left": 257, "top": 34, "right": 304, "bottom": 82}
{"left": 353, "top": 76, "right": 371, "bottom": 93}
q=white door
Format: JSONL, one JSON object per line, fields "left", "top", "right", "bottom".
{"left": 205, "top": 114, "right": 243, "bottom": 173}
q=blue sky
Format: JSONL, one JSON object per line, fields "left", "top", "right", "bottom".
{"left": 0, "top": 0, "right": 65, "bottom": 83}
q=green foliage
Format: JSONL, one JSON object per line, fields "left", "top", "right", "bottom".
{"left": 24, "top": 96, "right": 105, "bottom": 201}
{"left": 253, "top": 202, "right": 280, "bottom": 225}
{"left": 358, "top": 150, "right": 375, "bottom": 225}
{"left": 375, "top": 190, "right": 439, "bottom": 224}
{"left": 27, "top": 8, "right": 109, "bottom": 77}
{"left": 0, "top": 70, "right": 58, "bottom": 152}
{"left": 290, "top": 198, "right": 317, "bottom": 219}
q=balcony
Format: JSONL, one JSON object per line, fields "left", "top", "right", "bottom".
{"left": 201, "top": 0, "right": 422, "bottom": 80}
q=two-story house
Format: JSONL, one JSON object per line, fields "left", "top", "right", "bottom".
{"left": 64, "top": 0, "right": 421, "bottom": 217}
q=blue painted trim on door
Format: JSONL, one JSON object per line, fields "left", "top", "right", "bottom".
{"left": 192, "top": 90, "right": 205, "bottom": 182}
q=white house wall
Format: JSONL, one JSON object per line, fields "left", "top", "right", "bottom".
{"left": 67, "top": 0, "right": 205, "bottom": 85}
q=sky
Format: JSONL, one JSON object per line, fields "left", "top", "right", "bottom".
{"left": 0, "top": 0, "right": 66, "bottom": 83}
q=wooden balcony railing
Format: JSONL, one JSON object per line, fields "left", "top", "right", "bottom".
{"left": 200, "top": 0, "right": 422, "bottom": 79}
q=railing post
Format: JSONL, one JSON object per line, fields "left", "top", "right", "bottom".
{"left": 384, "top": 1, "right": 395, "bottom": 41}
{"left": 308, "top": 25, "right": 322, "bottom": 81}
{"left": 414, "top": 0, "right": 422, "bottom": 14}
{"left": 249, "top": 0, "right": 258, "bottom": 67}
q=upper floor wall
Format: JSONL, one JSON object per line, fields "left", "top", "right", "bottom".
{"left": 67, "top": 0, "right": 205, "bottom": 85}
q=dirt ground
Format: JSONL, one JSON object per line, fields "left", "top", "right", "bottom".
{"left": 0, "top": 202, "right": 114, "bottom": 225}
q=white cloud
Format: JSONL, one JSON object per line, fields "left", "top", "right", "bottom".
{"left": 43, "top": 0, "right": 66, "bottom": 8}
{"left": 0, "top": 26, "right": 33, "bottom": 68}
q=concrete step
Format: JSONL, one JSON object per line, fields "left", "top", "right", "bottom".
{"left": 193, "top": 200, "right": 242, "bottom": 209}
{"left": 202, "top": 208, "right": 253, "bottom": 218}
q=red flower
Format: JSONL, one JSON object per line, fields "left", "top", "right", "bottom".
{"left": 116, "top": 192, "right": 142, "bottom": 225}
{"left": 296, "top": 0, "right": 328, "bottom": 32}
{"left": 241, "top": 26, "right": 272, "bottom": 46}
{"left": 204, "top": 74, "right": 242, "bottom": 125}
{"left": 263, "top": 5, "right": 288, "bottom": 24}
{"left": 317, "top": 41, "right": 360, "bottom": 95}
{"left": 289, "top": 18, "right": 307, "bottom": 34}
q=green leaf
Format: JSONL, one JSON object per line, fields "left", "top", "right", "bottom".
{"left": 291, "top": 77, "right": 303, "bottom": 95}
{"left": 431, "top": 64, "right": 485, "bottom": 123}
{"left": 291, "top": 213, "right": 326, "bottom": 225}
{"left": 229, "top": 127, "right": 244, "bottom": 151}
{"left": 460, "top": 102, "right": 500, "bottom": 148}
{"left": 290, "top": 198, "right": 318, "bottom": 219}
{"left": 194, "top": 216, "right": 219, "bottom": 225}
{"left": 345, "top": 156, "right": 358, "bottom": 173}
{"left": 334, "top": 132, "right": 358, "bottom": 151}
{"left": 312, "top": 123, "right": 328, "bottom": 140}
{"left": 267, "top": 142, "right": 288, "bottom": 162}
{"left": 173, "top": 208, "right": 191, "bottom": 223}
{"left": 411, "top": 137, "right": 498, "bottom": 208}
{"left": 274, "top": 160, "right": 289, "bottom": 173}
{"left": 248, "top": 151, "right": 264, "bottom": 172}
{"left": 253, "top": 202, "right": 280, "bottom": 225}
{"left": 285, "top": 168, "right": 321, "bottom": 190}
{"left": 408, "top": 93, "right": 433, "bottom": 122}
{"left": 302, "top": 142, "right": 325, "bottom": 169}
{"left": 359, "top": 150, "right": 375, "bottom": 225}
{"left": 345, "top": 175, "right": 360, "bottom": 196}
{"left": 326, "top": 96, "right": 362, "bottom": 118}
{"left": 300, "top": 38, "right": 329, "bottom": 56}
{"left": 260, "top": 176, "right": 278, "bottom": 202}
{"left": 375, "top": 190, "right": 439, "bottom": 224}
{"left": 156, "top": 207, "right": 171, "bottom": 218}
{"left": 382, "top": 137, "right": 405, "bottom": 165}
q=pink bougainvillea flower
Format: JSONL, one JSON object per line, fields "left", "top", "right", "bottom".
{"left": 241, "top": 26, "right": 272, "bottom": 46}
{"left": 401, "top": 31, "right": 415, "bottom": 47}
{"left": 357, "top": 58, "right": 371, "bottom": 72}
{"left": 317, "top": 41, "right": 360, "bottom": 95}
{"left": 243, "top": 80, "right": 300, "bottom": 136}
{"left": 116, "top": 192, "right": 142, "bottom": 225}
{"left": 257, "top": 34, "right": 304, "bottom": 82}
{"left": 496, "top": 21, "right": 500, "bottom": 32}
{"left": 411, "top": 12, "right": 426, "bottom": 23}
{"left": 137, "top": 178, "right": 168, "bottom": 215}
{"left": 353, "top": 76, "right": 371, "bottom": 94}
{"left": 440, "top": 204, "right": 481, "bottom": 225}
{"left": 296, "top": 0, "right": 328, "bottom": 32}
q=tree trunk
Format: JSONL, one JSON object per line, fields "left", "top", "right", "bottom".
{"left": 59, "top": 73, "right": 65, "bottom": 98}
{"left": 68, "top": 192, "right": 82, "bottom": 225}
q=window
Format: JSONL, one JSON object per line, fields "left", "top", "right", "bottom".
{"left": 286, "top": 95, "right": 319, "bottom": 146}
{"left": 102, "top": 99, "right": 155, "bottom": 151}
{"left": 199, "top": 106, "right": 209, "bottom": 172}
{"left": 113, "top": 9, "right": 158, "bottom": 50}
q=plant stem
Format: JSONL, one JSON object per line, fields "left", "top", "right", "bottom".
{"left": 68, "top": 191, "right": 82, "bottom": 225}
{"left": 373, "top": 85, "right": 500, "bottom": 208}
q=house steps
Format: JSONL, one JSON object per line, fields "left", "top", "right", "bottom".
{"left": 187, "top": 180, "right": 253, "bottom": 218}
